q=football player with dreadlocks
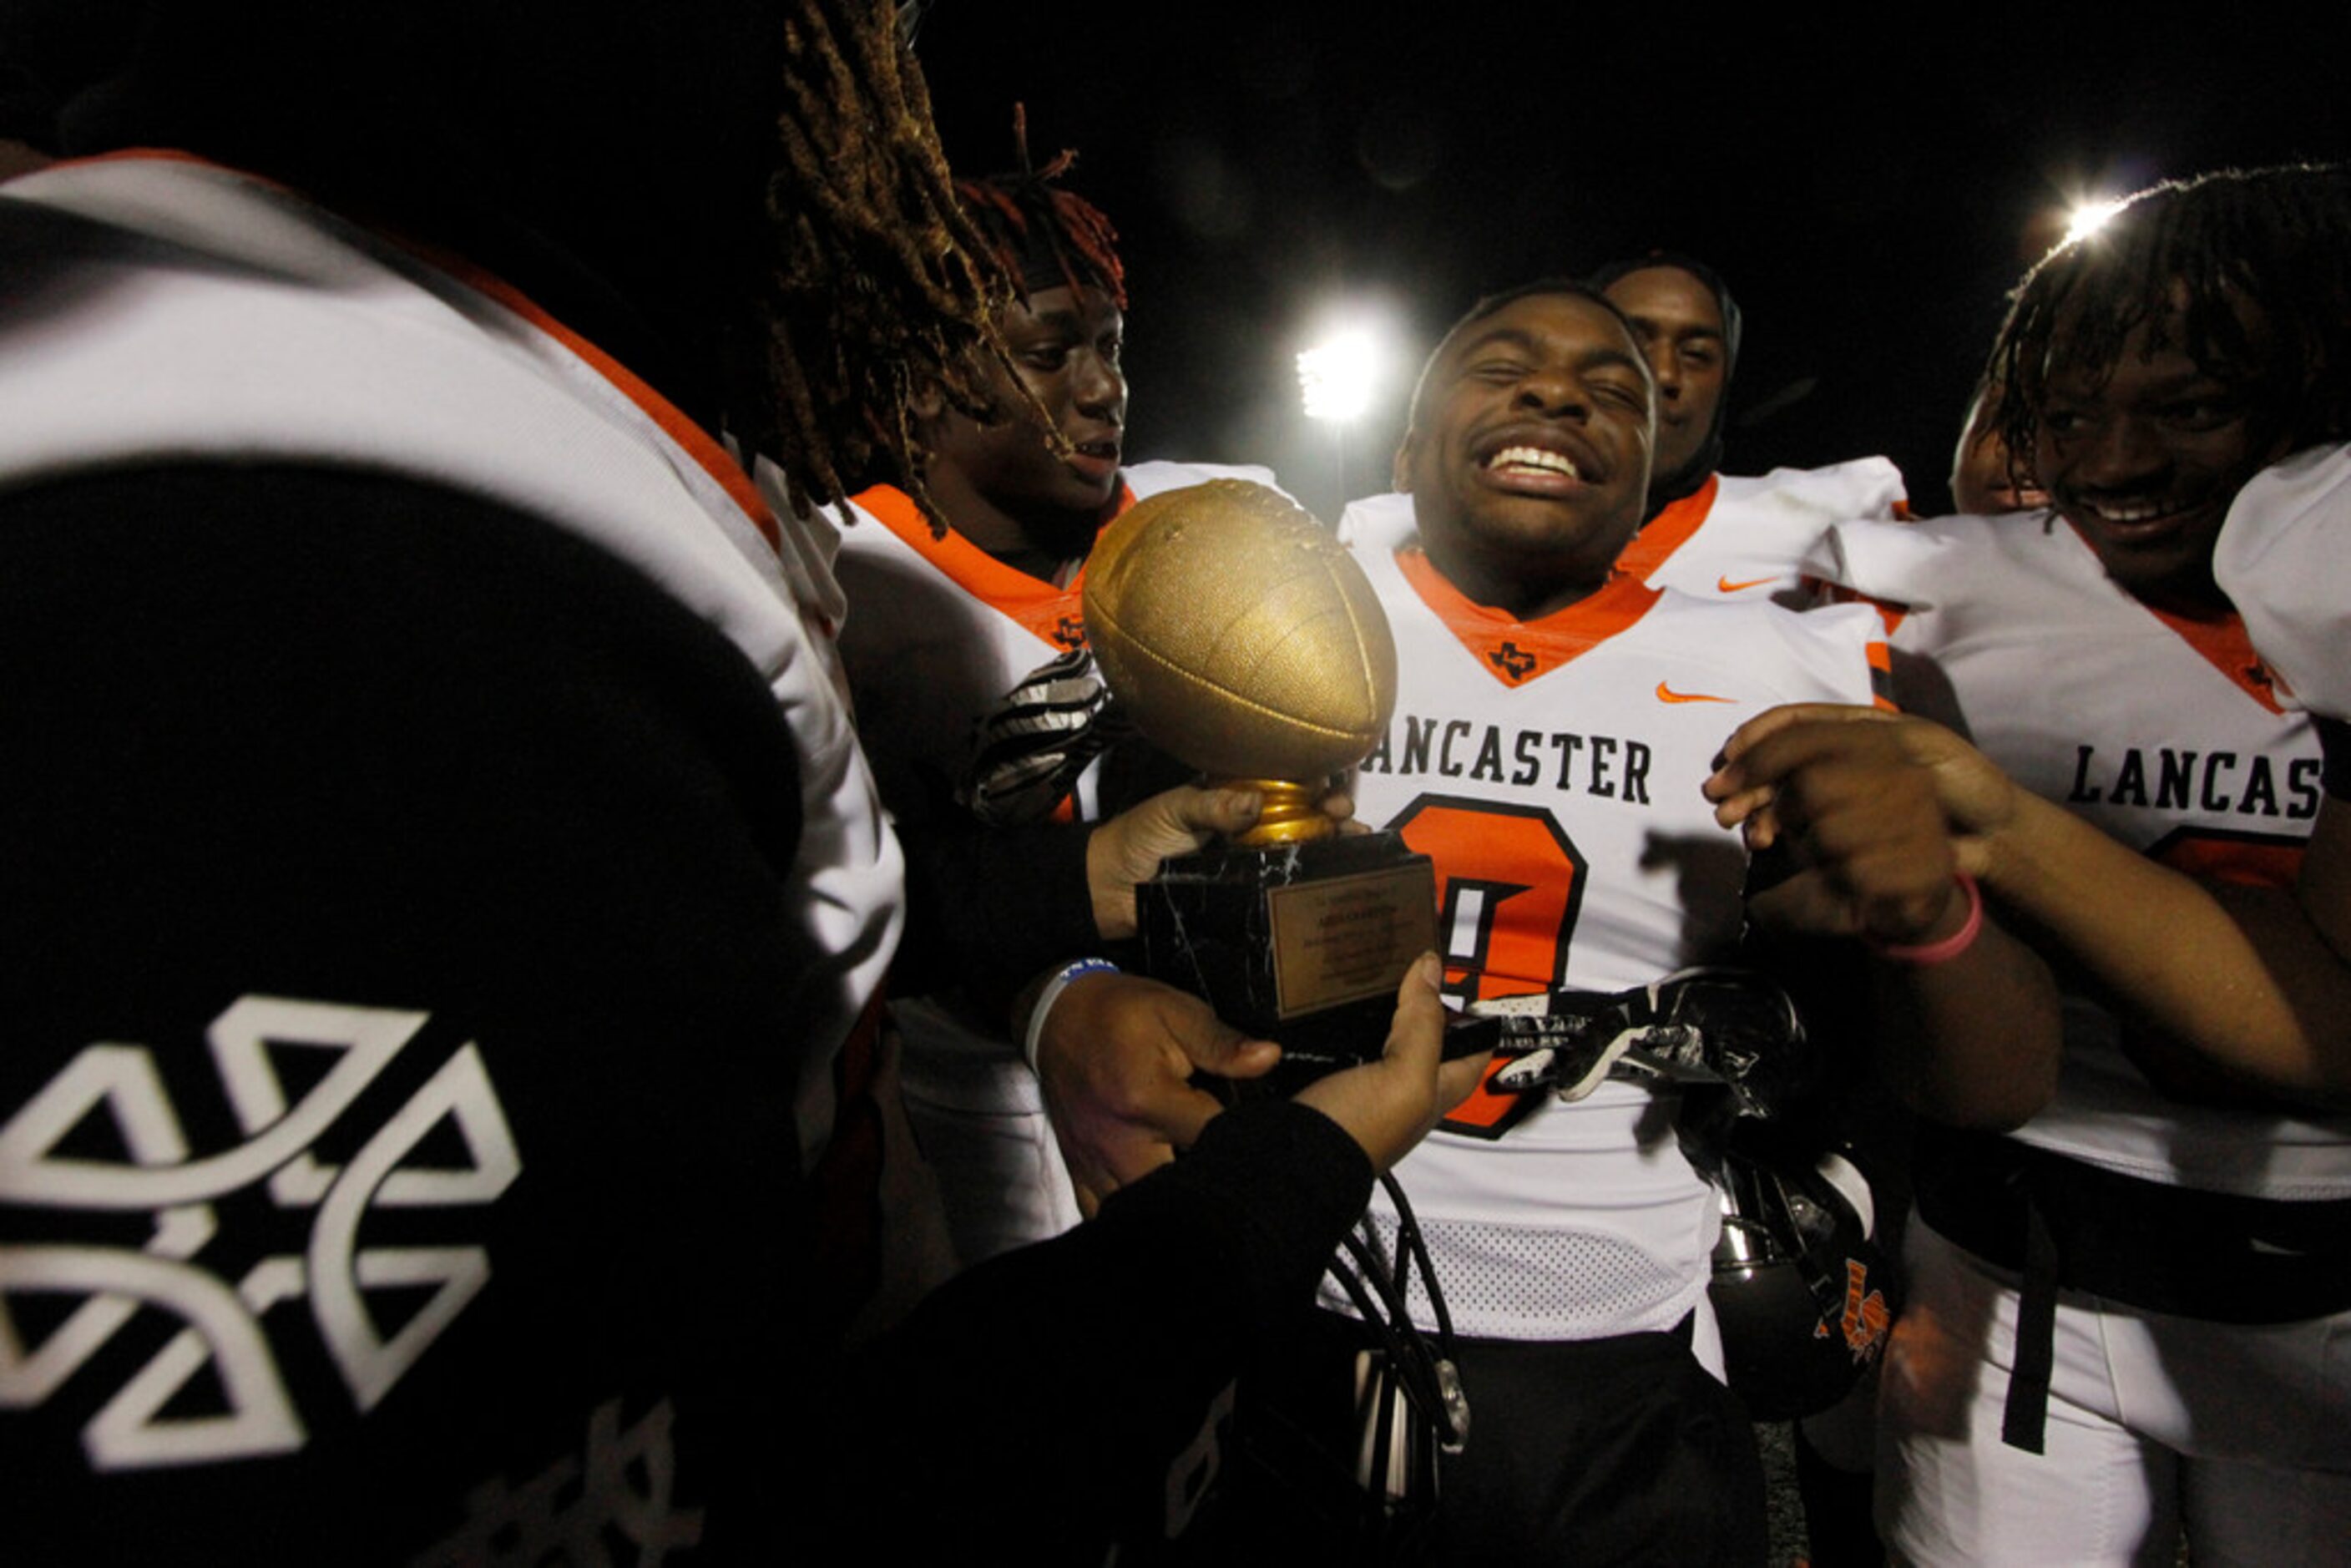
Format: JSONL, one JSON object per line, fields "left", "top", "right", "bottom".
{"left": 1708, "top": 164, "right": 2351, "bottom": 1565}
{"left": 0, "top": 3, "right": 1482, "bottom": 1557}
{"left": 832, "top": 129, "right": 1309, "bottom": 1266}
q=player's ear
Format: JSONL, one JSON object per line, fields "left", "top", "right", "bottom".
{"left": 910, "top": 378, "right": 948, "bottom": 427}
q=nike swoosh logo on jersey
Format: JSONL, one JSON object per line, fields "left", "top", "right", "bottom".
{"left": 1716, "top": 574, "right": 1777, "bottom": 594}
{"left": 1656, "top": 680, "right": 1734, "bottom": 704}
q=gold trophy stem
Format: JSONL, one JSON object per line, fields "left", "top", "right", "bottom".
{"left": 1218, "top": 778, "right": 1337, "bottom": 847}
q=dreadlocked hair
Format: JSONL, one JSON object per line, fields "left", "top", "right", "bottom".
{"left": 954, "top": 117, "right": 1127, "bottom": 311}
{"left": 1992, "top": 164, "right": 2351, "bottom": 474}
{"left": 751, "top": 0, "right": 1015, "bottom": 523}
{"left": 863, "top": 108, "right": 1123, "bottom": 539}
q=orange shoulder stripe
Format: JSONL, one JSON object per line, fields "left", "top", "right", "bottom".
{"left": 2040, "top": 519, "right": 2284, "bottom": 714}
{"left": 850, "top": 481, "right": 1133, "bottom": 649}
{"left": 67, "top": 150, "right": 783, "bottom": 554}
{"left": 1613, "top": 472, "right": 1720, "bottom": 582}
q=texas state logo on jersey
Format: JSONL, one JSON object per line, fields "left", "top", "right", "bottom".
{"left": 1334, "top": 458, "right": 1905, "bottom": 604}
{"left": 1349, "top": 546, "right": 1886, "bottom": 1121}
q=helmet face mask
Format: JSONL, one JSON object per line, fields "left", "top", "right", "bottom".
{"left": 1708, "top": 1144, "right": 1898, "bottom": 1421}
{"left": 1485, "top": 967, "right": 1818, "bottom": 1119}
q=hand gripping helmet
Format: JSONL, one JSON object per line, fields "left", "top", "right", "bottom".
{"left": 1707, "top": 1137, "right": 1898, "bottom": 1420}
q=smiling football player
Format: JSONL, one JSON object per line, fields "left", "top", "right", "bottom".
{"left": 1241, "top": 281, "right": 2050, "bottom": 1563}
{"left": 829, "top": 146, "right": 1300, "bottom": 1270}
{"left": 1773, "top": 165, "right": 2351, "bottom": 1566}
{"left": 1339, "top": 252, "right": 1909, "bottom": 608}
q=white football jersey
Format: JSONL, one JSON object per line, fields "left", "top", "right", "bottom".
{"left": 1335, "top": 458, "right": 1906, "bottom": 604}
{"left": 1344, "top": 544, "right": 1884, "bottom": 1341}
{"left": 2216, "top": 443, "right": 2351, "bottom": 721}
{"left": 833, "top": 460, "right": 1276, "bottom": 1082}
{"left": 832, "top": 460, "right": 1282, "bottom": 1262}
{"left": 1811, "top": 512, "right": 2348, "bottom": 1199}
{"left": 0, "top": 154, "right": 897, "bottom": 1170}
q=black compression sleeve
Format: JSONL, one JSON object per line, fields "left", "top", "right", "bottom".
{"left": 835, "top": 1099, "right": 1373, "bottom": 1555}
{"left": 2319, "top": 716, "right": 2351, "bottom": 801}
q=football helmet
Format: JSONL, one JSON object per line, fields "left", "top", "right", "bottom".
{"left": 1708, "top": 1136, "right": 1898, "bottom": 1421}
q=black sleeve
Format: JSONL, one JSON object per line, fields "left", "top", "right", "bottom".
{"left": 832, "top": 1097, "right": 1373, "bottom": 1556}
{"left": 888, "top": 726, "right": 1191, "bottom": 1005}
{"left": 892, "top": 806, "right": 1102, "bottom": 996}
{"left": 1, "top": 464, "right": 823, "bottom": 1564}
{"left": 2319, "top": 716, "right": 2351, "bottom": 801}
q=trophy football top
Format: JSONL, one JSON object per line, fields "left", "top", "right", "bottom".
{"left": 1083, "top": 479, "right": 1398, "bottom": 786}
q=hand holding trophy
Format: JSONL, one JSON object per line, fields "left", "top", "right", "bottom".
{"left": 1084, "top": 480, "right": 1442, "bottom": 1082}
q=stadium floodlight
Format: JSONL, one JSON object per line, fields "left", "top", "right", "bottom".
{"left": 2064, "top": 196, "right": 2128, "bottom": 246}
{"left": 1297, "top": 329, "right": 1383, "bottom": 424}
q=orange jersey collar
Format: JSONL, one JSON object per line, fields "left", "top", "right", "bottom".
{"left": 2141, "top": 599, "right": 2288, "bottom": 716}
{"left": 1393, "top": 549, "right": 1662, "bottom": 689}
{"left": 2053, "top": 518, "right": 2285, "bottom": 716}
{"left": 849, "top": 479, "right": 1136, "bottom": 652}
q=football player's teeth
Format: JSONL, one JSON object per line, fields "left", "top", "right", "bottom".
{"left": 1486, "top": 446, "right": 1578, "bottom": 478}
{"left": 2091, "top": 500, "right": 2171, "bottom": 522}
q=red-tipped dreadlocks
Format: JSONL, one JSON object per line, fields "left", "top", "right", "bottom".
{"left": 952, "top": 104, "right": 1126, "bottom": 311}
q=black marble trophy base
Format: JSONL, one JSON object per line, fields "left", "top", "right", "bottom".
{"left": 1138, "top": 830, "right": 1438, "bottom": 1081}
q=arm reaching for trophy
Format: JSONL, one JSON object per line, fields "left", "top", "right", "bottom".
{"left": 849, "top": 953, "right": 1482, "bottom": 1547}
{"left": 1031, "top": 953, "right": 1484, "bottom": 1216}
{"left": 1034, "top": 969, "right": 1282, "bottom": 1215}
{"left": 1292, "top": 952, "right": 1485, "bottom": 1170}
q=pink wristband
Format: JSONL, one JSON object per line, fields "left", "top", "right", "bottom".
{"left": 1866, "top": 873, "right": 1983, "bottom": 965}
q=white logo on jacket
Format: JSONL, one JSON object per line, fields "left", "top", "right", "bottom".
{"left": 0, "top": 996, "right": 520, "bottom": 1469}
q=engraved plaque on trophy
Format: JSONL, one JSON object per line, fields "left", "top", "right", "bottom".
{"left": 1083, "top": 480, "right": 1438, "bottom": 1076}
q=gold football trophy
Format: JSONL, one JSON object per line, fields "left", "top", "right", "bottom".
{"left": 1084, "top": 480, "right": 1438, "bottom": 1075}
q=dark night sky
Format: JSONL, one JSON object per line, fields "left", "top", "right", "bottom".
{"left": 915, "top": 7, "right": 2344, "bottom": 520}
